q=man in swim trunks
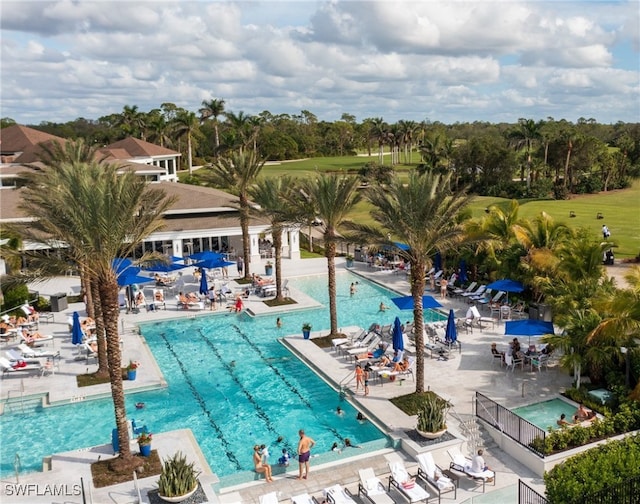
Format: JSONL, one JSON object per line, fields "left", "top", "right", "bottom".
{"left": 297, "top": 429, "right": 316, "bottom": 480}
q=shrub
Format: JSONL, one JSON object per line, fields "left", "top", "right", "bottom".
{"left": 0, "top": 282, "right": 29, "bottom": 313}
{"left": 157, "top": 451, "right": 200, "bottom": 498}
{"left": 544, "top": 434, "right": 640, "bottom": 503}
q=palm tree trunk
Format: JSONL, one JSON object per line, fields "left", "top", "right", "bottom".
{"left": 91, "top": 278, "right": 109, "bottom": 378}
{"left": 239, "top": 195, "right": 251, "bottom": 281}
{"left": 187, "top": 134, "right": 193, "bottom": 177}
{"left": 326, "top": 237, "right": 338, "bottom": 335}
{"left": 274, "top": 227, "right": 284, "bottom": 301}
{"left": 98, "top": 276, "right": 138, "bottom": 470}
{"left": 410, "top": 259, "right": 427, "bottom": 393}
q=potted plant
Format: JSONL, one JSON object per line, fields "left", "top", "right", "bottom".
{"left": 137, "top": 431, "right": 153, "bottom": 457}
{"left": 345, "top": 254, "right": 354, "bottom": 268}
{"left": 157, "top": 451, "right": 201, "bottom": 503}
{"left": 265, "top": 261, "right": 273, "bottom": 276}
{"left": 126, "top": 360, "right": 138, "bottom": 381}
{"left": 416, "top": 393, "right": 450, "bottom": 439}
{"left": 302, "top": 322, "right": 312, "bottom": 339}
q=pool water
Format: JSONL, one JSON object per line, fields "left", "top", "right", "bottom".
{"left": 0, "top": 271, "right": 446, "bottom": 482}
{"left": 511, "top": 397, "right": 578, "bottom": 431}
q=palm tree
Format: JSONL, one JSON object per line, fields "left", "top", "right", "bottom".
{"left": 509, "top": 118, "right": 542, "bottom": 188}
{"left": 294, "top": 174, "right": 361, "bottom": 336}
{"left": 172, "top": 110, "right": 200, "bottom": 176}
{"left": 344, "top": 172, "right": 472, "bottom": 393}
{"left": 116, "top": 105, "right": 146, "bottom": 140}
{"left": 17, "top": 161, "right": 174, "bottom": 470}
{"left": 208, "top": 149, "right": 265, "bottom": 281}
{"left": 199, "top": 98, "right": 226, "bottom": 154}
{"left": 224, "top": 111, "right": 252, "bottom": 153}
{"left": 248, "top": 176, "right": 296, "bottom": 301}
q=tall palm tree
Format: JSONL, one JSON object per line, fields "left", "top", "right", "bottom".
{"left": 199, "top": 98, "right": 226, "bottom": 154}
{"left": 344, "top": 172, "right": 472, "bottom": 393}
{"left": 172, "top": 110, "right": 200, "bottom": 176}
{"left": 509, "top": 118, "right": 542, "bottom": 188}
{"left": 224, "top": 111, "right": 252, "bottom": 153}
{"left": 294, "top": 174, "right": 361, "bottom": 335}
{"left": 248, "top": 176, "right": 296, "bottom": 301}
{"left": 208, "top": 149, "right": 265, "bottom": 281}
{"left": 17, "top": 161, "right": 174, "bottom": 470}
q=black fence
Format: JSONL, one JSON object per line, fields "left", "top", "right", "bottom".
{"left": 571, "top": 473, "right": 640, "bottom": 504}
{"left": 519, "top": 480, "right": 548, "bottom": 504}
{"left": 475, "top": 392, "right": 546, "bottom": 457}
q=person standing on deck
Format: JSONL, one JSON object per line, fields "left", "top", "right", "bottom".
{"left": 296, "top": 429, "right": 316, "bottom": 480}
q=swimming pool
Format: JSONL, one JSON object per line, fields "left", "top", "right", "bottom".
{"left": 511, "top": 397, "right": 578, "bottom": 431}
{"left": 0, "top": 271, "right": 446, "bottom": 482}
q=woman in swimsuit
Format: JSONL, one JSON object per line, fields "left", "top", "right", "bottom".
{"left": 253, "top": 445, "right": 273, "bottom": 482}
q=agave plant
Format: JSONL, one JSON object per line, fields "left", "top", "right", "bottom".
{"left": 157, "top": 451, "right": 201, "bottom": 498}
{"left": 417, "top": 393, "right": 451, "bottom": 433}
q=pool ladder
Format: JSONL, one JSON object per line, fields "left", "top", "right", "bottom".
{"left": 339, "top": 370, "right": 355, "bottom": 396}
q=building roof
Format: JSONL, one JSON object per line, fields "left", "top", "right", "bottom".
{"left": 100, "top": 137, "right": 180, "bottom": 158}
{"left": 0, "top": 125, "right": 65, "bottom": 154}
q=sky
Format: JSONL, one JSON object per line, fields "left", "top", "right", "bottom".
{"left": 1, "top": 0, "right": 639, "bottom": 126}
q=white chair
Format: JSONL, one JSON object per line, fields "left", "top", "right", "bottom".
{"left": 291, "top": 494, "right": 319, "bottom": 504}
{"left": 447, "top": 447, "right": 495, "bottom": 493}
{"left": 0, "top": 356, "right": 42, "bottom": 378}
{"left": 259, "top": 492, "right": 279, "bottom": 504}
{"left": 282, "top": 279, "right": 290, "bottom": 296}
{"left": 17, "top": 343, "right": 59, "bottom": 359}
{"left": 387, "top": 460, "right": 432, "bottom": 503}
{"left": 357, "top": 467, "right": 395, "bottom": 504}
{"left": 504, "top": 353, "right": 523, "bottom": 372}
{"left": 500, "top": 305, "right": 511, "bottom": 321}
{"left": 453, "top": 281, "right": 477, "bottom": 297}
{"left": 324, "top": 484, "right": 358, "bottom": 504}
{"left": 416, "top": 452, "right": 457, "bottom": 503}
{"left": 152, "top": 289, "right": 167, "bottom": 310}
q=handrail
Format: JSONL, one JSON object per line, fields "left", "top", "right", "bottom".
{"left": 477, "top": 397, "right": 504, "bottom": 432}
{"left": 339, "top": 370, "right": 354, "bottom": 387}
{"left": 13, "top": 453, "right": 21, "bottom": 483}
{"left": 133, "top": 470, "right": 142, "bottom": 504}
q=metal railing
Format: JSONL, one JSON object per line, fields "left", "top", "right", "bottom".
{"left": 518, "top": 480, "right": 548, "bottom": 504}
{"left": 475, "top": 392, "right": 546, "bottom": 457}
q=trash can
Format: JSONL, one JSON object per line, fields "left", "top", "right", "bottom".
{"left": 538, "top": 303, "right": 553, "bottom": 322}
{"left": 50, "top": 292, "right": 68, "bottom": 312}
{"left": 354, "top": 248, "right": 363, "bottom": 262}
{"left": 529, "top": 304, "right": 539, "bottom": 320}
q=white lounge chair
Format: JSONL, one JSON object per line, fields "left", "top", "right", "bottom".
{"left": 332, "top": 328, "right": 366, "bottom": 351}
{"left": 358, "top": 467, "right": 396, "bottom": 504}
{"left": 19, "top": 332, "right": 53, "bottom": 347}
{"left": 324, "top": 484, "right": 358, "bottom": 504}
{"left": 152, "top": 289, "right": 167, "bottom": 310}
{"left": 416, "top": 452, "right": 456, "bottom": 503}
{"left": 5, "top": 349, "right": 42, "bottom": 365}
{"left": 462, "top": 285, "right": 486, "bottom": 299}
{"left": 378, "top": 357, "right": 415, "bottom": 385}
{"left": 0, "top": 356, "right": 42, "bottom": 378}
{"left": 387, "top": 460, "right": 432, "bottom": 503}
{"left": 259, "top": 492, "right": 279, "bottom": 504}
{"left": 346, "top": 335, "right": 382, "bottom": 361}
{"left": 453, "top": 281, "right": 477, "bottom": 297}
{"left": 17, "top": 343, "right": 60, "bottom": 359}
{"left": 447, "top": 447, "right": 495, "bottom": 493}
{"left": 291, "top": 494, "right": 320, "bottom": 504}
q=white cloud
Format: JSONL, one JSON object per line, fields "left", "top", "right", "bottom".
{"left": 0, "top": 0, "right": 637, "bottom": 124}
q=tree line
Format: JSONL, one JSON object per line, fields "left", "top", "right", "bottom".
{"left": 2, "top": 101, "right": 639, "bottom": 199}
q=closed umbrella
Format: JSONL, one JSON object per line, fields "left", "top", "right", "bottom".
{"left": 459, "top": 260, "right": 467, "bottom": 284}
{"left": 71, "top": 311, "right": 83, "bottom": 345}
{"left": 392, "top": 316, "right": 404, "bottom": 352}
{"left": 434, "top": 252, "right": 442, "bottom": 272}
{"left": 391, "top": 295, "right": 442, "bottom": 310}
{"left": 199, "top": 268, "right": 209, "bottom": 296}
{"left": 445, "top": 309, "right": 457, "bottom": 344}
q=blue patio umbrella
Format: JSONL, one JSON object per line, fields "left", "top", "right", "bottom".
{"left": 434, "top": 252, "right": 442, "bottom": 272}
{"left": 143, "top": 261, "right": 188, "bottom": 273}
{"left": 459, "top": 260, "right": 468, "bottom": 284}
{"left": 193, "top": 258, "right": 235, "bottom": 269}
{"left": 391, "top": 295, "right": 443, "bottom": 311}
{"left": 505, "top": 319, "right": 555, "bottom": 345}
{"left": 117, "top": 272, "right": 154, "bottom": 287}
{"left": 487, "top": 279, "right": 525, "bottom": 303}
{"left": 392, "top": 316, "right": 404, "bottom": 352}
{"left": 393, "top": 242, "right": 410, "bottom": 251}
{"left": 189, "top": 250, "right": 225, "bottom": 262}
{"left": 199, "top": 269, "right": 209, "bottom": 296}
{"left": 445, "top": 309, "right": 457, "bottom": 344}
{"left": 112, "top": 258, "right": 137, "bottom": 276}
{"left": 71, "top": 311, "right": 83, "bottom": 345}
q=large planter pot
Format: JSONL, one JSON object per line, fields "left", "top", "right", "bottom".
{"left": 139, "top": 443, "right": 151, "bottom": 457}
{"left": 346, "top": 259, "right": 354, "bottom": 268}
{"left": 302, "top": 330, "right": 311, "bottom": 340}
{"left": 416, "top": 427, "right": 447, "bottom": 439}
{"left": 127, "top": 370, "right": 137, "bottom": 381}
{"left": 159, "top": 485, "right": 198, "bottom": 503}
{"left": 265, "top": 265, "right": 273, "bottom": 276}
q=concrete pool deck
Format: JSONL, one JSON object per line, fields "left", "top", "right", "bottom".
{"left": 0, "top": 257, "right": 571, "bottom": 503}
